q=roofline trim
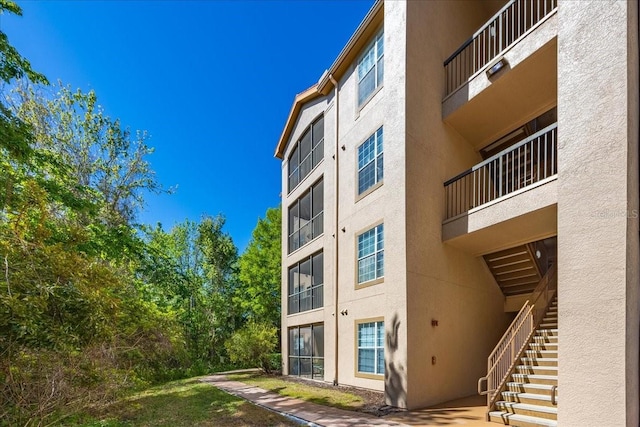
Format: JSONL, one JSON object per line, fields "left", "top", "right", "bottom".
{"left": 317, "top": 0, "right": 383, "bottom": 94}
{"left": 274, "top": 85, "right": 322, "bottom": 158}
{"left": 274, "top": 0, "right": 384, "bottom": 159}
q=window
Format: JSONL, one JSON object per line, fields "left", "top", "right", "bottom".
{"left": 358, "top": 127, "right": 384, "bottom": 195}
{"left": 288, "top": 116, "right": 324, "bottom": 192}
{"left": 357, "top": 30, "right": 384, "bottom": 106}
{"left": 288, "top": 252, "right": 323, "bottom": 314}
{"left": 289, "top": 324, "right": 324, "bottom": 379}
{"left": 357, "top": 223, "right": 384, "bottom": 284}
{"left": 288, "top": 179, "right": 323, "bottom": 253}
{"left": 357, "top": 320, "right": 384, "bottom": 375}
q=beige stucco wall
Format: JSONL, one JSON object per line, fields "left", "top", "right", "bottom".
{"left": 280, "top": 95, "right": 334, "bottom": 380}
{"left": 280, "top": 2, "right": 412, "bottom": 398}
{"left": 443, "top": 179, "right": 558, "bottom": 255}
{"left": 329, "top": 2, "right": 409, "bottom": 397}
{"left": 557, "top": 0, "right": 639, "bottom": 425}
{"left": 402, "top": 0, "right": 515, "bottom": 409}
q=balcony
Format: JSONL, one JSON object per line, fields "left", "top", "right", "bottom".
{"left": 445, "top": 123, "right": 556, "bottom": 219}
{"left": 443, "top": 0, "right": 558, "bottom": 148}
{"left": 444, "top": 0, "right": 557, "bottom": 97}
{"left": 442, "top": 124, "right": 557, "bottom": 255}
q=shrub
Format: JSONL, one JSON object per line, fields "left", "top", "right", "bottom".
{"left": 225, "top": 322, "right": 277, "bottom": 373}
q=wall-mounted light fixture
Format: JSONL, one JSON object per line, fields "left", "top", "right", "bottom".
{"left": 486, "top": 57, "right": 507, "bottom": 78}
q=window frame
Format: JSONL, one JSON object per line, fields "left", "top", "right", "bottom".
{"left": 357, "top": 126, "right": 384, "bottom": 198}
{"left": 287, "top": 115, "right": 324, "bottom": 194}
{"left": 287, "top": 251, "right": 324, "bottom": 315}
{"left": 288, "top": 178, "right": 324, "bottom": 254}
{"left": 354, "top": 318, "right": 385, "bottom": 379}
{"left": 288, "top": 323, "right": 324, "bottom": 380}
{"left": 357, "top": 29, "right": 384, "bottom": 107}
{"left": 355, "top": 222, "right": 384, "bottom": 287}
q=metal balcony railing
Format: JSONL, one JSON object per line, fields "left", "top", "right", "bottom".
{"left": 444, "top": 123, "right": 557, "bottom": 219}
{"left": 444, "top": 0, "right": 557, "bottom": 96}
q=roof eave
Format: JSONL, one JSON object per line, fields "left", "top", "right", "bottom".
{"left": 274, "top": 0, "right": 384, "bottom": 159}
{"left": 274, "top": 85, "right": 322, "bottom": 159}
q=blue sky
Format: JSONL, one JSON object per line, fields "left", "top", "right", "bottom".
{"left": 2, "top": 0, "right": 373, "bottom": 250}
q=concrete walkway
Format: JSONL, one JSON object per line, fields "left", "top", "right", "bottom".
{"left": 202, "top": 374, "right": 496, "bottom": 427}
{"left": 387, "top": 395, "right": 496, "bottom": 426}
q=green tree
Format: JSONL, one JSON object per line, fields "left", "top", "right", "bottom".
{"left": 225, "top": 321, "right": 278, "bottom": 373}
{"left": 197, "top": 215, "right": 241, "bottom": 361}
{"left": 139, "top": 216, "right": 243, "bottom": 368}
{"left": 237, "top": 206, "right": 282, "bottom": 328}
{"left": 11, "top": 82, "right": 162, "bottom": 228}
{"left": 0, "top": 9, "right": 185, "bottom": 422}
{"left": 0, "top": 0, "right": 48, "bottom": 161}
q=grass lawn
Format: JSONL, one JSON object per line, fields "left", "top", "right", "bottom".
{"left": 67, "top": 378, "right": 298, "bottom": 427}
{"left": 227, "top": 372, "right": 365, "bottom": 411}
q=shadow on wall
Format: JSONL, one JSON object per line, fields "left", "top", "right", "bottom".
{"left": 385, "top": 313, "right": 406, "bottom": 407}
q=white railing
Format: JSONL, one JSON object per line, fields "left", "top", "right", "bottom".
{"left": 444, "top": 0, "right": 557, "bottom": 96}
{"left": 478, "top": 263, "right": 557, "bottom": 412}
{"left": 444, "top": 123, "right": 557, "bottom": 219}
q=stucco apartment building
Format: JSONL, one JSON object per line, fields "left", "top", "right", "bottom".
{"left": 275, "top": 1, "right": 639, "bottom": 425}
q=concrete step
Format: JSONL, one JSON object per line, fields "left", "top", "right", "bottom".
{"left": 532, "top": 335, "right": 558, "bottom": 344}
{"left": 520, "top": 357, "right": 557, "bottom": 367}
{"left": 506, "top": 382, "right": 558, "bottom": 397}
{"left": 489, "top": 411, "right": 557, "bottom": 427}
{"left": 511, "top": 373, "right": 557, "bottom": 386}
{"left": 528, "top": 342, "right": 557, "bottom": 351}
{"left": 502, "top": 391, "right": 558, "bottom": 407}
{"left": 535, "top": 329, "right": 558, "bottom": 337}
{"left": 516, "top": 365, "right": 558, "bottom": 375}
{"left": 495, "top": 401, "right": 557, "bottom": 420}
{"left": 524, "top": 347, "right": 558, "bottom": 358}
{"left": 538, "top": 323, "right": 557, "bottom": 329}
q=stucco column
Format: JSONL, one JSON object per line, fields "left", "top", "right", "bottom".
{"left": 557, "top": 1, "right": 639, "bottom": 426}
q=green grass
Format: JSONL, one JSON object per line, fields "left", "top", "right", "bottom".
{"left": 66, "top": 378, "right": 298, "bottom": 427}
{"left": 227, "top": 373, "right": 364, "bottom": 411}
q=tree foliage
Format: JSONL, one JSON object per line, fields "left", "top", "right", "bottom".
{"left": 225, "top": 321, "right": 278, "bottom": 374}
{"left": 237, "top": 206, "right": 282, "bottom": 328}
{"left": 0, "top": 5, "right": 285, "bottom": 425}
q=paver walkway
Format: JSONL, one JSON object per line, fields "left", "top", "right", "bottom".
{"left": 202, "top": 374, "right": 496, "bottom": 427}
{"left": 202, "top": 374, "right": 409, "bottom": 427}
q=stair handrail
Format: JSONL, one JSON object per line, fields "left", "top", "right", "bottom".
{"left": 478, "top": 263, "right": 558, "bottom": 415}
{"left": 530, "top": 263, "right": 558, "bottom": 328}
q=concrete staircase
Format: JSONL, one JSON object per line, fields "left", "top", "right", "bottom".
{"left": 489, "top": 298, "right": 558, "bottom": 427}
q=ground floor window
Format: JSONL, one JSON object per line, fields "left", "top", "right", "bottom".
{"left": 357, "top": 320, "right": 384, "bottom": 376}
{"left": 288, "top": 323, "right": 324, "bottom": 379}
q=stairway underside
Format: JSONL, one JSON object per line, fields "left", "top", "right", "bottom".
{"left": 484, "top": 244, "right": 542, "bottom": 296}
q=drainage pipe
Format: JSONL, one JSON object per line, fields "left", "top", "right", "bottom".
{"left": 329, "top": 73, "right": 340, "bottom": 386}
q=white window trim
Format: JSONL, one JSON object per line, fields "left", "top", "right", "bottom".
{"left": 357, "top": 29, "right": 384, "bottom": 108}
{"left": 355, "top": 318, "right": 385, "bottom": 379}
{"left": 356, "top": 222, "right": 384, "bottom": 286}
{"left": 357, "top": 126, "right": 384, "bottom": 197}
